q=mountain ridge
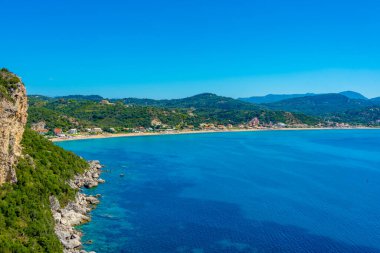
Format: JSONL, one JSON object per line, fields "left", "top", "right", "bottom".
{"left": 239, "top": 91, "right": 369, "bottom": 104}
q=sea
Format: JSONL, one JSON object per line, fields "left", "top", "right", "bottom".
{"left": 57, "top": 130, "right": 380, "bottom": 253}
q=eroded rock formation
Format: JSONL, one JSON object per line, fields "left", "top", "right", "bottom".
{"left": 0, "top": 70, "right": 28, "bottom": 184}
{"left": 51, "top": 160, "right": 104, "bottom": 253}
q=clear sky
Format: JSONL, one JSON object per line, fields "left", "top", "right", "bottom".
{"left": 1, "top": 0, "right": 380, "bottom": 99}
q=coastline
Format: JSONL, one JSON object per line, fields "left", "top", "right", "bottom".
{"left": 51, "top": 127, "right": 380, "bottom": 142}
{"left": 50, "top": 160, "right": 105, "bottom": 253}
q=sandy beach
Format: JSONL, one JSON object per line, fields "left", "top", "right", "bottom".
{"left": 50, "top": 127, "right": 379, "bottom": 142}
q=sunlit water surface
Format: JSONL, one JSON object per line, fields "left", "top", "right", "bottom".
{"left": 57, "top": 130, "right": 380, "bottom": 253}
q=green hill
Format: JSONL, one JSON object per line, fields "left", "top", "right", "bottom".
{"left": 27, "top": 93, "right": 319, "bottom": 131}
{"left": 329, "top": 106, "right": 380, "bottom": 125}
{"left": 264, "top": 94, "right": 373, "bottom": 115}
{"left": 122, "top": 93, "right": 263, "bottom": 110}
{"left": 0, "top": 129, "right": 88, "bottom": 252}
{"left": 261, "top": 93, "right": 380, "bottom": 125}
{"left": 239, "top": 93, "right": 316, "bottom": 104}
{"left": 339, "top": 91, "right": 368, "bottom": 100}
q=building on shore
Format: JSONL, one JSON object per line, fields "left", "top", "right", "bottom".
{"left": 275, "top": 122, "right": 287, "bottom": 128}
{"left": 248, "top": 117, "right": 260, "bottom": 128}
{"left": 67, "top": 129, "right": 78, "bottom": 134}
{"left": 92, "top": 128, "right": 103, "bottom": 133}
{"left": 53, "top": 128, "right": 62, "bottom": 136}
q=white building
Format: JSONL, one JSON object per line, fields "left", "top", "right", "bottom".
{"left": 92, "top": 128, "right": 103, "bottom": 133}
{"left": 67, "top": 129, "right": 78, "bottom": 134}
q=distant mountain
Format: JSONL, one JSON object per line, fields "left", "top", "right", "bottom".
{"left": 121, "top": 93, "right": 263, "bottom": 111}
{"left": 339, "top": 91, "right": 367, "bottom": 100}
{"left": 55, "top": 95, "right": 104, "bottom": 101}
{"left": 264, "top": 93, "right": 373, "bottom": 116}
{"left": 371, "top": 97, "right": 380, "bottom": 104}
{"left": 239, "top": 93, "right": 316, "bottom": 104}
{"left": 239, "top": 91, "right": 368, "bottom": 104}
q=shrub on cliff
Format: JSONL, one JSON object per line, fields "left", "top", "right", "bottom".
{"left": 0, "top": 68, "right": 21, "bottom": 101}
{"left": 0, "top": 129, "right": 88, "bottom": 252}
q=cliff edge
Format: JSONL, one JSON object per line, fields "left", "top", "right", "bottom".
{"left": 0, "top": 68, "right": 28, "bottom": 184}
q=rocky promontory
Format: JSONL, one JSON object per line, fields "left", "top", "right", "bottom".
{"left": 0, "top": 69, "right": 28, "bottom": 184}
{"left": 50, "top": 160, "right": 105, "bottom": 253}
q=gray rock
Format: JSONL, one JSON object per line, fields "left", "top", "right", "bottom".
{"left": 86, "top": 196, "right": 100, "bottom": 205}
{"left": 51, "top": 160, "right": 104, "bottom": 252}
{"left": 49, "top": 196, "right": 61, "bottom": 211}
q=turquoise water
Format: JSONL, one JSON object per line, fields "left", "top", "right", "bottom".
{"left": 57, "top": 130, "right": 380, "bottom": 253}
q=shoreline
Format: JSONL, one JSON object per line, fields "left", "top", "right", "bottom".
{"left": 50, "top": 160, "right": 105, "bottom": 253}
{"left": 51, "top": 127, "right": 380, "bottom": 142}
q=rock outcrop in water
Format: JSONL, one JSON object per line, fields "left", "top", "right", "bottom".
{"left": 50, "top": 160, "right": 105, "bottom": 253}
{"left": 0, "top": 69, "right": 28, "bottom": 185}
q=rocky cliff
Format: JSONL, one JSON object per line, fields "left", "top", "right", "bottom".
{"left": 0, "top": 69, "right": 28, "bottom": 184}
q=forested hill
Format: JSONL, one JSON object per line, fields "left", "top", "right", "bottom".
{"left": 261, "top": 93, "right": 380, "bottom": 125}
{"left": 120, "top": 93, "right": 263, "bottom": 110}
{"left": 27, "top": 93, "right": 318, "bottom": 131}
{"left": 239, "top": 91, "right": 369, "bottom": 104}
{"left": 264, "top": 94, "right": 373, "bottom": 115}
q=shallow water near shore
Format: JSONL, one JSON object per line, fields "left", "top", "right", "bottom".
{"left": 57, "top": 130, "right": 380, "bottom": 253}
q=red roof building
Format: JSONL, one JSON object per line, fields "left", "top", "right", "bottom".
{"left": 53, "top": 128, "right": 62, "bottom": 135}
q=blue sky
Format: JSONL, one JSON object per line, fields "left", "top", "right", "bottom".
{"left": 1, "top": 0, "right": 380, "bottom": 98}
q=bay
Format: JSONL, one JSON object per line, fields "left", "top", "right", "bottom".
{"left": 57, "top": 130, "right": 380, "bottom": 253}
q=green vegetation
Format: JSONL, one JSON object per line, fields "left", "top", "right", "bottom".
{"left": 0, "top": 68, "right": 21, "bottom": 101}
{"left": 262, "top": 93, "right": 380, "bottom": 125}
{"left": 27, "top": 93, "right": 318, "bottom": 131}
{"left": 332, "top": 106, "right": 380, "bottom": 125}
{"left": 0, "top": 129, "right": 88, "bottom": 252}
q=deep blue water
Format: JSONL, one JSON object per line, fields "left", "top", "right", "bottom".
{"left": 57, "top": 130, "right": 380, "bottom": 253}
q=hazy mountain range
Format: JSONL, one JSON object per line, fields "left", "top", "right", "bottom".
{"left": 239, "top": 91, "right": 372, "bottom": 104}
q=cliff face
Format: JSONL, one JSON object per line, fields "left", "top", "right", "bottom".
{"left": 0, "top": 70, "right": 28, "bottom": 184}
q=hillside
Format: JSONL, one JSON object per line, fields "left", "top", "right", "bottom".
{"left": 264, "top": 94, "right": 374, "bottom": 115}
{"left": 339, "top": 91, "right": 368, "bottom": 100}
{"left": 0, "top": 69, "right": 89, "bottom": 252}
{"left": 0, "top": 129, "right": 88, "bottom": 252}
{"left": 259, "top": 93, "right": 380, "bottom": 125}
{"left": 122, "top": 93, "right": 263, "bottom": 110}
{"left": 333, "top": 106, "right": 380, "bottom": 125}
{"left": 239, "top": 93, "right": 316, "bottom": 104}
{"left": 371, "top": 97, "right": 380, "bottom": 105}
{"left": 239, "top": 91, "right": 368, "bottom": 104}
{"left": 28, "top": 97, "right": 197, "bottom": 130}
{"left": 27, "top": 93, "right": 318, "bottom": 131}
